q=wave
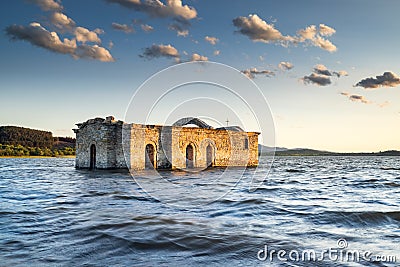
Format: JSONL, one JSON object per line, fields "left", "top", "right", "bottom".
{"left": 310, "top": 210, "right": 400, "bottom": 226}
{"left": 380, "top": 167, "right": 400, "bottom": 171}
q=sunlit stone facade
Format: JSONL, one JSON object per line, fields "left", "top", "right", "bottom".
{"left": 73, "top": 116, "right": 259, "bottom": 170}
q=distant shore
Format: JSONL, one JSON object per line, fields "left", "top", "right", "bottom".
{"left": 273, "top": 150, "right": 400, "bottom": 157}
{"left": 0, "top": 155, "right": 75, "bottom": 159}
{"left": 259, "top": 145, "right": 400, "bottom": 157}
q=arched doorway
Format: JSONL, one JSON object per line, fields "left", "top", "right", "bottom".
{"left": 89, "top": 144, "right": 96, "bottom": 170}
{"left": 186, "top": 144, "right": 194, "bottom": 168}
{"left": 145, "top": 144, "right": 155, "bottom": 168}
{"left": 206, "top": 144, "right": 213, "bottom": 167}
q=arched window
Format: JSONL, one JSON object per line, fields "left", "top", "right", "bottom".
{"left": 186, "top": 144, "right": 194, "bottom": 168}
{"left": 90, "top": 144, "right": 96, "bottom": 170}
{"left": 206, "top": 144, "right": 213, "bottom": 167}
{"left": 145, "top": 144, "right": 156, "bottom": 168}
{"left": 244, "top": 138, "right": 249, "bottom": 150}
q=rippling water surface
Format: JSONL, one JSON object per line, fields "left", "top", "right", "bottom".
{"left": 1, "top": 157, "right": 399, "bottom": 266}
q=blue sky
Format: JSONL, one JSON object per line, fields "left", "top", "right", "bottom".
{"left": 1, "top": 0, "right": 399, "bottom": 152}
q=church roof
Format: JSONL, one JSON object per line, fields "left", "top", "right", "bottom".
{"left": 172, "top": 117, "right": 213, "bottom": 129}
{"left": 216, "top": 126, "right": 244, "bottom": 132}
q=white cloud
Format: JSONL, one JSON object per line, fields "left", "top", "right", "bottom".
{"left": 313, "top": 64, "right": 332, "bottom": 76}
{"left": 140, "top": 44, "right": 180, "bottom": 59}
{"left": 191, "top": 53, "right": 208, "bottom": 61}
{"left": 74, "top": 44, "right": 115, "bottom": 62}
{"left": 302, "top": 64, "right": 347, "bottom": 86}
{"left": 335, "top": 70, "right": 348, "bottom": 77}
{"left": 168, "top": 23, "right": 189, "bottom": 37}
{"left": 28, "top": 0, "right": 63, "bottom": 11}
{"left": 319, "top": 24, "right": 336, "bottom": 36}
{"left": 141, "top": 24, "right": 154, "bottom": 32}
{"left": 177, "top": 29, "right": 188, "bottom": 37}
{"left": 74, "top": 26, "right": 102, "bottom": 44}
{"left": 234, "top": 14, "right": 338, "bottom": 52}
{"left": 50, "top": 12, "right": 76, "bottom": 32}
{"left": 233, "top": 14, "right": 292, "bottom": 44}
{"left": 340, "top": 92, "right": 371, "bottom": 104}
{"left": 111, "top": 22, "right": 134, "bottom": 33}
{"left": 106, "top": 0, "right": 197, "bottom": 20}
{"left": 204, "top": 36, "right": 219, "bottom": 45}
{"left": 6, "top": 22, "right": 114, "bottom": 62}
{"left": 278, "top": 61, "right": 294, "bottom": 71}
{"left": 6, "top": 22, "right": 76, "bottom": 54}
{"left": 297, "top": 25, "right": 317, "bottom": 41}
{"left": 213, "top": 50, "right": 220, "bottom": 56}
{"left": 242, "top": 67, "right": 275, "bottom": 79}
{"left": 313, "top": 35, "right": 337, "bottom": 52}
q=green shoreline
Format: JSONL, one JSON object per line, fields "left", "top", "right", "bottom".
{"left": 0, "top": 155, "right": 75, "bottom": 159}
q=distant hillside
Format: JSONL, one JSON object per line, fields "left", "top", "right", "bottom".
{"left": 258, "top": 144, "right": 400, "bottom": 156}
{"left": 258, "top": 144, "right": 288, "bottom": 153}
{"left": 0, "top": 126, "right": 54, "bottom": 148}
{"left": 53, "top": 136, "right": 76, "bottom": 149}
{"left": 0, "top": 126, "right": 75, "bottom": 157}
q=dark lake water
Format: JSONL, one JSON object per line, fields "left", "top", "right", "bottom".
{"left": 0, "top": 157, "right": 399, "bottom": 266}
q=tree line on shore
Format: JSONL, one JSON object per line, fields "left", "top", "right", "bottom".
{"left": 0, "top": 126, "right": 75, "bottom": 157}
{"left": 0, "top": 144, "right": 75, "bottom": 157}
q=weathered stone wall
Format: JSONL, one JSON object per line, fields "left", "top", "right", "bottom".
{"left": 74, "top": 117, "right": 124, "bottom": 169}
{"left": 74, "top": 117, "right": 259, "bottom": 170}
{"left": 171, "top": 127, "right": 258, "bottom": 169}
{"left": 127, "top": 124, "right": 146, "bottom": 170}
{"left": 247, "top": 133, "right": 259, "bottom": 166}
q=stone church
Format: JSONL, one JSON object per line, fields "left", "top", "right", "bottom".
{"left": 73, "top": 116, "right": 259, "bottom": 170}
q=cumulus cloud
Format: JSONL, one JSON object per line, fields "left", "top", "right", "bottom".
{"left": 302, "top": 64, "right": 348, "bottom": 86}
{"left": 233, "top": 14, "right": 292, "bottom": 44}
{"left": 111, "top": 22, "right": 134, "bottom": 33}
{"left": 340, "top": 92, "right": 371, "bottom": 104}
{"left": 334, "top": 70, "right": 348, "bottom": 77}
{"left": 6, "top": 23, "right": 76, "bottom": 54}
{"left": 213, "top": 50, "right": 220, "bottom": 56}
{"left": 355, "top": 71, "right": 400, "bottom": 89}
{"left": 319, "top": 24, "right": 336, "bottom": 36}
{"left": 297, "top": 25, "right": 317, "bottom": 41}
{"left": 168, "top": 23, "right": 189, "bottom": 36}
{"left": 74, "top": 26, "right": 102, "bottom": 43}
{"left": 313, "top": 64, "right": 332, "bottom": 76}
{"left": 50, "top": 12, "right": 76, "bottom": 32}
{"left": 5, "top": 22, "right": 114, "bottom": 62}
{"left": 204, "top": 36, "right": 219, "bottom": 45}
{"left": 140, "top": 44, "right": 180, "bottom": 60}
{"left": 313, "top": 64, "right": 348, "bottom": 77}
{"left": 233, "top": 14, "right": 337, "bottom": 52}
{"left": 242, "top": 67, "right": 275, "bottom": 79}
{"left": 278, "top": 61, "right": 294, "bottom": 71}
{"left": 312, "top": 35, "right": 337, "bottom": 52}
{"left": 74, "top": 44, "right": 114, "bottom": 62}
{"left": 141, "top": 24, "right": 154, "bottom": 32}
{"left": 28, "top": 0, "right": 63, "bottom": 11}
{"left": 296, "top": 24, "right": 337, "bottom": 52}
{"left": 190, "top": 53, "right": 208, "bottom": 62}
{"left": 106, "top": 0, "right": 197, "bottom": 20}
{"left": 302, "top": 73, "right": 332, "bottom": 86}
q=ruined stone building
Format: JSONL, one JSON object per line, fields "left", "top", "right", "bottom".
{"left": 73, "top": 116, "right": 259, "bottom": 170}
